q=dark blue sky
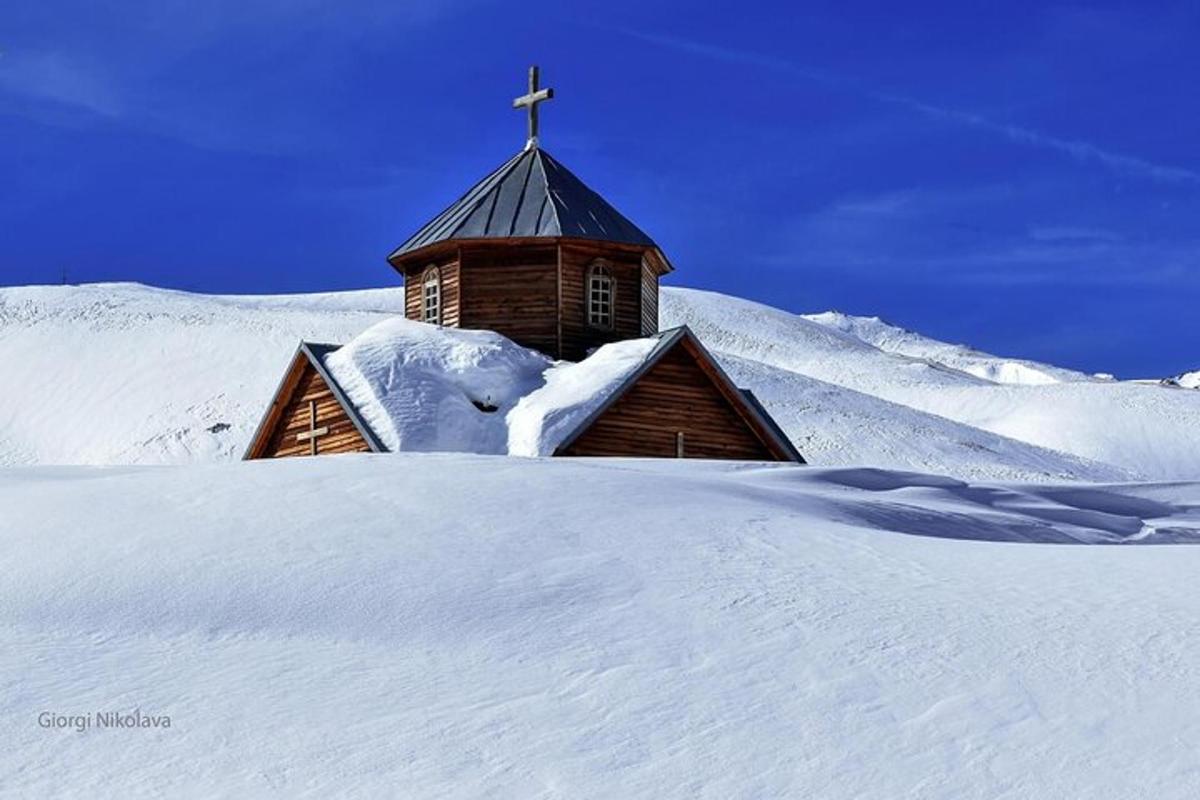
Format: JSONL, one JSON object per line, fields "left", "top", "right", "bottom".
{"left": 2, "top": 1, "right": 1197, "bottom": 377}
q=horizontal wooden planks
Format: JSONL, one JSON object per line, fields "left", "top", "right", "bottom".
{"left": 395, "top": 238, "right": 663, "bottom": 361}
{"left": 561, "top": 345, "right": 778, "bottom": 461}
{"left": 459, "top": 244, "right": 559, "bottom": 355}
{"left": 259, "top": 362, "right": 370, "bottom": 458}
{"left": 640, "top": 260, "right": 659, "bottom": 336}
{"left": 559, "top": 241, "right": 644, "bottom": 361}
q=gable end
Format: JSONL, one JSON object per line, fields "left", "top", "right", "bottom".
{"left": 554, "top": 327, "right": 803, "bottom": 462}
{"left": 244, "top": 343, "right": 385, "bottom": 460}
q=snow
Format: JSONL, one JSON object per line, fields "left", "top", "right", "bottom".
{"left": 507, "top": 337, "right": 659, "bottom": 457}
{"left": 323, "top": 317, "right": 550, "bottom": 454}
{"left": 4, "top": 454, "right": 1200, "bottom": 797}
{"left": 5, "top": 281, "right": 1200, "bottom": 795}
{"left": 319, "top": 316, "right": 660, "bottom": 458}
{"left": 661, "top": 287, "right": 1200, "bottom": 480}
{"left": 0, "top": 282, "right": 406, "bottom": 466}
{"left": 1166, "top": 370, "right": 1200, "bottom": 389}
{"left": 1, "top": 281, "right": 1198, "bottom": 481}
{"left": 804, "top": 309, "right": 1093, "bottom": 385}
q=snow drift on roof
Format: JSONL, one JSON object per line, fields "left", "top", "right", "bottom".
{"left": 320, "top": 318, "right": 663, "bottom": 458}
{"left": 322, "top": 318, "right": 550, "bottom": 454}
{"left": 507, "top": 337, "right": 660, "bottom": 457}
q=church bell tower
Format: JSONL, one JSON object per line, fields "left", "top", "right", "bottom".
{"left": 386, "top": 66, "right": 673, "bottom": 361}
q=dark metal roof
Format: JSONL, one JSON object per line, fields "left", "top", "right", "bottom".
{"left": 388, "top": 146, "right": 660, "bottom": 260}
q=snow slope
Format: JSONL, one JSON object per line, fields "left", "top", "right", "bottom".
{"left": 0, "top": 283, "right": 406, "bottom": 466}
{"left": 1, "top": 282, "right": 1196, "bottom": 480}
{"left": 4, "top": 454, "right": 1200, "bottom": 798}
{"left": 1166, "top": 369, "right": 1200, "bottom": 389}
{"left": 662, "top": 287, "right": 1200, "bottom": 479}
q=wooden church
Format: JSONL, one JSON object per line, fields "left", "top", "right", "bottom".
{"left": 246, "top": 68, "right": 803, "bottom": 464}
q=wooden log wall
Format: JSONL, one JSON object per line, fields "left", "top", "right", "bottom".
{"left": 259, "top": 363, "right": 370, "bottom": 458}
{"left": 395, "top": 239, "right": 664, "bottom": 361}
{"left": 640, "top": 260, "right": 659, "bottom": 336}
{"left": 560, "top": 345, "right": 777, "bottom": 460}
{"left": 558, "top": 242, "right": 644, "bottom": 361}
{"left": 458, "top": 243, "right": 559, "bottom": 356}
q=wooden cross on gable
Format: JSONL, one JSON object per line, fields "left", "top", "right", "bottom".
{"left": 513, "top": 65, "right": 553, "bottom": 150}
{"left": 296, "top": 399, "right": 329, "bottom": 456}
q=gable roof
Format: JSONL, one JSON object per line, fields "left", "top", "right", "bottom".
{"left": 243, "top": 342, "right": 386, "bottom": 459}
{"left": 247, "top": 328, "right": 803, "bottom": 464}
{"left": 387, "top": 147, "right": 668, "bottom": 266}
{"left": 551, "top": 326, "right": 806, "bottom": 463}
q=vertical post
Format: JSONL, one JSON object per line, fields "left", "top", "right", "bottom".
{"left": 555, "top": 244, "right": 564, "bottom": 359}
{"left": 527, "top": 65, "right": 539, "bottom": 144}
{"left": 675, "top": 431, "right": 685, "bottom": 458}
{"left": 309, "top": 399, "right": 319, "bottom": 456}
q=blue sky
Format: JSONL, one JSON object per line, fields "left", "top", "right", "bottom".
{"left": 2, "top": 1, "right": 1197, "bottom": 377}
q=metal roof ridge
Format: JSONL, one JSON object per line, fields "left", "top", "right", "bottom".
{"left": 529, "top": 147, "right": 564, "bottom": 238}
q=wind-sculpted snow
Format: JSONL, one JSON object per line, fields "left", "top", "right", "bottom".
{"left": 3, "top": 455, "right": 1200, "bottom": 797}
{"left": 324, "top": 317, "right": 550, "bottom": 453}
{"left": 507, "top": 337, "right": 659, "bottom": 456}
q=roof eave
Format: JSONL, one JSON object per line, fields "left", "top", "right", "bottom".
{"left": 390, "top": 236, "right": 672, "bottom": 274}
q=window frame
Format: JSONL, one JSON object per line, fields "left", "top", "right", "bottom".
{"left": 586, "top": 261, "right": 615, "bottom": 330}
{"left": 421, "top": 265, "right": 442, "bottom": 325}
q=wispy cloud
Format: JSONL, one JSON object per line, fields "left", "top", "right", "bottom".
{"left": 0, "top": 50, "right": 122, "bottom": 117}
{"left": 619, "top": 29, "right": 1200, "bottom": 185}
{"left": 763, "top": 186, "right": 1200, "bottom": 288}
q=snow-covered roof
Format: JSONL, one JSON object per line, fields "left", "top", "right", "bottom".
{"left": 321, "top": 318, "right": 550, "bottom": 455}
{"left": 507, "top": 336, "right": 662, "bottom": 457}
{"left": 305, "top": 320, "right": 802, "bottom": 461}
{"left": 314, "top": 317, "right": 661, "bottom": 457}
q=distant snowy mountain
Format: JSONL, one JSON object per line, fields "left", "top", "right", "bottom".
{"left": 803, "top": 310, "right": 1094, "bottom": 385}
{"left": 1, "top": 282, "right": 1198, "bottom": 480}
{"left": 1164, "top": 369, "right": 1200, "bottom": 389}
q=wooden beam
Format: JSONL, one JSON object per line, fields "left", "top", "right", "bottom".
{"left": 555, "top": 242, "right": 564, "bottom": 358}
{"left": 296, "top": 427, "right": 330, "bottom": 442}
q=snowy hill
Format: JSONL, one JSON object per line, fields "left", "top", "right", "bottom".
{"left": 1, "top": 282, "right": 1197, "bottom": 479}
{"left": 803, "top": 309, "right": 1095, "bottom": 385}
{"left": 661, "top": 288, "right": 1200, "bottom": 479}
{"left": 0, "top": 283, "right": 406, "bottom": 466}
{"left": 4, "top": 455, "right": 1200, "bottom": 797}
{"left": 1165, "top": 369, "right": 1200, "bottom": 389}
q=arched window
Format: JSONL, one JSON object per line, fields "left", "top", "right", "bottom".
{"left": 587, "top": 262, "right": 614, "bottom": 329}
{"left": 421, "top": 265, "right": 441, "bottom": 324}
